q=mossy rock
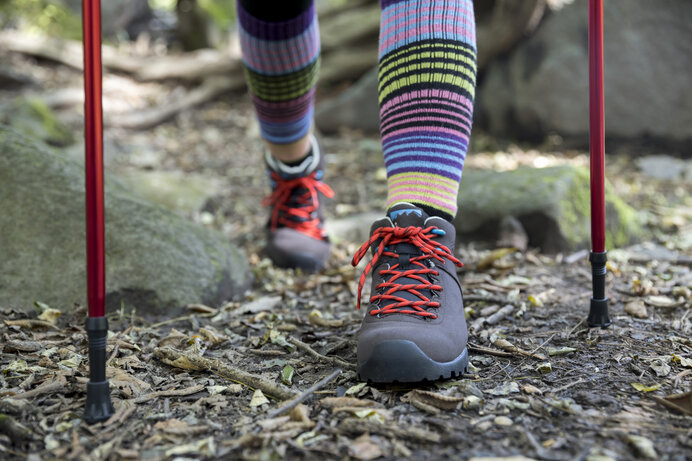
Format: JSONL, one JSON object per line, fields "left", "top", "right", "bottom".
{"left": 456, "top": 166, "right": 642, "bottom": 252}
{"left": 1, "top": 97, "right": 74, "bottom": 147}
{"left": 0, "top": 126, "right": 251, "bottom": 314}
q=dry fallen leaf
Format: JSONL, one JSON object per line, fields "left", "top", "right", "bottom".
{"left": 631, "top": 382, "right": 662, "bottom": 392}
{"left": 154, "top": 418, "right": 208, "bottom": 435}
{"left": 250, "top": 389, "right": 269, "bottom": 407}
{"left": 307, "top": 309, "right": 344, "bottom": 328}
{"left": 625, "top": 300, "right": 648, "bottom": 318}
{"left": 477, "top": 248, "right": 517, "bottom": 271}
{"left": 320, "top": 397, "right": 378, "bottom": 408}
{"left": 645, "top": 295, "right": 680, "bottom": 308}
{"left": 652, "top": 389, "right": 692, "bottom": 415}
{"left": 406, "top": 389, "right": 464, "bottom": 411}
{"left": 348, "top": 433, "right": 383, "bottom": 460}
{"left": 199, "top": 326, "right": 228, "bottom": 347}
{"left": 37, "top": 308, "right": 61, "bottom": 325}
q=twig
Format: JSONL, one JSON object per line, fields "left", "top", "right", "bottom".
{"left": 267, "top": 369, "right": 342, "bottom": 419}
{"left": 12, "top": 381, "right": 64, "bottom": 400}
{"left": 467, "top": 342, "right": 514, "bottom": 358}
{"left": 288, "top": 337, "right": 355, "bottom": 370}
{"left": 107, "top": 76, "right": 244, "bottom": 129}
{"left": 551, "top": 377, "right": 584, "bottom": 394}
{"left": 528, "top": 331, "right": 557, "bottom": 356}
{"left": 0, "top": 414, "right": 34, "bottom": 440}
{"left": 153, "top": 347, "right": 297, "bottom": 401}
{"left": 149, "top": 312, "right": 215, "bottom": 328}
{"left": 523, "top": 422, "right": 561, "bottom": 461}
{"left": 486, "top": 304, "right": 516, "bottom": 325}
{"left": 134, "top": 384, "right": 206, "bottom": 403}
{"left": 338, "top": 418, "right": 440, "bottom": 443}
{"left": 493, "top": 338, "right": 545, "bottom": 360}
{"left": 566, "top": 319, "right": 586, "bottom": 338}
{"left": 464, "top": 295, "right": 521, "bottom": 306}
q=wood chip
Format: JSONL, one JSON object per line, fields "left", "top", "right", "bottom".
{"left": 134, "top": 384, "right": 206, "bottom": 403}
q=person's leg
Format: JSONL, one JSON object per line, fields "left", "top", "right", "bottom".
{"left": 379, "top": 0, "right": 476, "bottom": 222}
{"left": 237, "top": 0, "right": 317, "bottom": 162}
{"left": 237, "top": 0, "right": 332, "bottom": 272}
{"left": 353, "top": 0, "right": 476, "bottom": 383}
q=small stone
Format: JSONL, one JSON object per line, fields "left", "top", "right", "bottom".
{"left": 521, "top": 384, "right": 543, "bottom": 395}
{"left": 462, "top": 395, "right": 481, "bottom": 410}
{"left": 494, "top": 416, "right": 513, "bottom": 427}
{"left": 649, "top": 359, "right": 671, "bottom": 377}
{"left": 625, "top": 300, "right": 648, "bottom": 318}
{"left": 485, "top": 381, "right": 520, "bottom": 396}
{"left": 475, "top": 421, "right": 493, "bottom": 432}
{"left": 626, "top": 435, "right": 657, "bottom": 459}
{"left": 536, "top": 362, "right": 553, "bottom": 374}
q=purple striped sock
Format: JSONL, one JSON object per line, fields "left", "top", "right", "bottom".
{"left": 237, "top": 1, "right": 320, "bottom": 144}
{"left": 379, "top": 0, "right": 477, "bottom": 220}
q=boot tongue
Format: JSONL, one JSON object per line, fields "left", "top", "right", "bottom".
{"left": 372, "top": 203, "right": 433, "bottom": 316}
{"left": 388, "top": 203, "right": 428, "bottom": 228}
{"left": 265, "top": 135, "right": 322, "bottom": 181}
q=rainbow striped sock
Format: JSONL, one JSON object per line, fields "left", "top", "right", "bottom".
{"left": 379, "top": 0, "right": 477, "bottom": 221}
{"left": 237, "top": 1, "right": 319, "bottom": 144}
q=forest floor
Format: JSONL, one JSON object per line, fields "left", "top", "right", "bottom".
{"left": 1, "top": 50, "right": 691, "bottom": 461}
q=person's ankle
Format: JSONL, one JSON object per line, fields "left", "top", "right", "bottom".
{"left": 265, "top": 133, "right": 312, "bottom": 164}
{"left": 391, "top": 202, "right": 454, "bottom": 223}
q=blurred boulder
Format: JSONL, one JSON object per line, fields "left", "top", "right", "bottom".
{"left": 0, "top": 64, "right": 33, "bottom": 89}
{"left": 316, "top": 67, "right": 379, "bottom": 134}
{"left": 478, "top": 0, "right": 692, "bottom": 147}
{"left": 475, "top": 0, "right": 547, "bottom": 71}
{"left": 0, "top": 126, "right": 251, "bottom": 314}
{"left": 455, "top": 165, "right": 642, "bottom": 252}
{"left": 315, "top": 0, "right": 549, "bottom": 135}
{"left": 64, "top": 0, "right": 152, "bottom": 38}
{"left": 636, "top": 156, "right": 692, "bottom": 183}
{"left": 0, "top": 97, "right": 74, "bottom": 147}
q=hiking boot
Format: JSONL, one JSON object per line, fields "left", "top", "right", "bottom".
{"left": 351, "top": 203, "right": 468, "bottom": 383}
{"left": 263, "top": 135, "right": 333, "bottom": 272}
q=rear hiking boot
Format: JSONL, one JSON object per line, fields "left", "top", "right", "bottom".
{"left": 263, "top": 134, "right": 334, "bottom": 272}
{"left": 351, "top": 202, "right": 469, "bottom": 383}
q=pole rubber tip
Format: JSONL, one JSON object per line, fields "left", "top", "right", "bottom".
{"left": 84, "top": 380, "right": 114, "bottom": 424}
{"left": 587, "top": 297, "right": 611, "bottom": 328}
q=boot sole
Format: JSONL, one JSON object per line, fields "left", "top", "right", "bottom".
{"left": 357, "top": 340, "right": 469, "bottom": 383}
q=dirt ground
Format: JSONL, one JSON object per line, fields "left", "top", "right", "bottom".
{"left": 1, "top": 52, "right": 691, "bottom": 461}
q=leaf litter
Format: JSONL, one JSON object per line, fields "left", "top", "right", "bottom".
{"left": 0, "top": 55, "right": 691, "bottom": 460}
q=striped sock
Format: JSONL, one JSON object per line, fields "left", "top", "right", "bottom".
{"left": 378, "top": 0, "right": 477, "bottom": 221}
{"left": 237, "top": 0, "right": 319, "bottom": 145}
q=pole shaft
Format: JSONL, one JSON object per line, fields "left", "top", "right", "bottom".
{"left": 589, "top": 0, "right": 605, "bottom": 253}
{"left": 82, "top": 0, "right": 105, "bottom": 318}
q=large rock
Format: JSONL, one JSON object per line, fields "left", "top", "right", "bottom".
{"left": 478, "top": 0, "right": 692, "bottom": 146}
{"left": 315, "top": 66, "right": 379, "bottom": 134}
{"left": 455, "top": 165, "right": 641, "bottom": 252}
{"left": 0, "top": 126, "right": 251, "bottom": 314}
{"left": 63, "top": 0, "right": 152, "bottom": 38}
{"left": 0, "top": 97, "right": 74, "bottom": 147}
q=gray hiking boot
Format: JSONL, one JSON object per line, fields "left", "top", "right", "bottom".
{"left": 351, "top": 203, "right": 469, "bottom": 383}
{"left": 263, "top": 135, "right": 333, "bottom": 272}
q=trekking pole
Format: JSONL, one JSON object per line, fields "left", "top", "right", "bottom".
{"left": 587, "top": 0, "right": 610, "bottom": 328}
{"left": 82, "top": 0, "right": 114, "bottom": 423}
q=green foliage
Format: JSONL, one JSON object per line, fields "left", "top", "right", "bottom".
{"left": 0, "top": 0, "right": 82, "bottom": 40}
{"left": 148, "top": 0, "right": 177, "bottom": 10}
{"left": 198, "top": 0, "right": 235, "bottom": 30}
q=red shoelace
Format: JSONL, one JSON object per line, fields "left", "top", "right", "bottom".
{"left": 351, "top": 226, "right": 463, "bottom": 318}
{"left": 263, "top": 171, "right": 334, "bottom": 241}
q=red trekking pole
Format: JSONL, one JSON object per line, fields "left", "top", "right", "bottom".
{"left": 587, "top": 0, "right": 610, "bottom": 328}
{"left": 82, "top": 0, "right": 114, "bottom": 423}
